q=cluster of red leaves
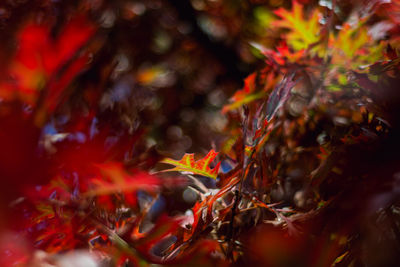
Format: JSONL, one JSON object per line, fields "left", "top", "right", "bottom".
{"left": 1, "top": 1, "right": 400, "bottom": 267}
{"left": 0, "top": 15, "right": 95, "bottom": 113}
{"left": 0, "top": 9, "right": 228, "bottom": 266}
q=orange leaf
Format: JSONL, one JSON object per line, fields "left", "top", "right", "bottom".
{"left": 160, "top": 150, "right": 221, "bottom": 179}
{"left": 222, "top": 73, "right": 265, "bottom": 113}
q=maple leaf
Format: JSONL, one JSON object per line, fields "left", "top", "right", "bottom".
{"left": 0, "top": 16, "right": 95, "bottom": 111}
{"left": 222, "top": 68, "right": 279, "bottom": 113}
{"left": 222, "top": 73, "right": 264, "bottom": 113}
{"left": 273, "top": 0, "right": 321, "bottom": 51}
{"left": 160, "top": 150, "right": 221, "bottom": 179}
{"left": 263, "top": 42, "right": 306, "bottom": 64}
{"left": 330, "top": 23, "right": 370, "bottom": 61}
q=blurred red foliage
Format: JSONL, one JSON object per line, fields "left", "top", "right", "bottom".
{"left": 0, "top": 0, "right": 400, "bottom": 266}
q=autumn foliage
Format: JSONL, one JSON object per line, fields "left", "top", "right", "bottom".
{"left": 1, "top": 0, "right": 400, "bottom": 266}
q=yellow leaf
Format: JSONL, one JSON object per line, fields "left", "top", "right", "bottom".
{"left": 273, "top": 1, "right": 321, "bottom": 51}
{"left": 331, "top": 23, "right": 370, "bottom": 59}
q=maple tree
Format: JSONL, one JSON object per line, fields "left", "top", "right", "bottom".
{"left": 1, "top": 0, "right": 400, "bottom": 266}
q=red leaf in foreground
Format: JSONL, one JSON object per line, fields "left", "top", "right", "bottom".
{"left": 0, "top": 15, "right": 95, "bottom": 108}
{"left": 85, "top": 163, "right": 161, "bottom": 197}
